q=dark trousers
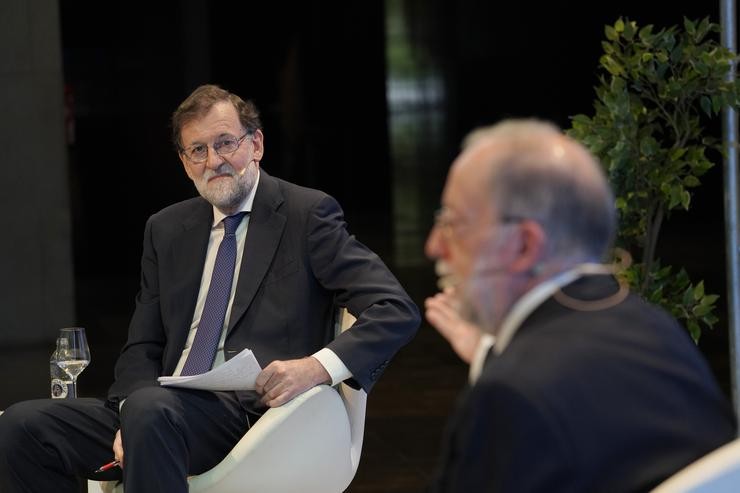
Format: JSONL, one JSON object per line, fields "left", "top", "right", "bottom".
{"left": 0, "top": 386, "right": 250, "bottom": 493}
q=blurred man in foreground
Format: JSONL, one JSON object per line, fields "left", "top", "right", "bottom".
{"left": 425, "top": 119, "right": 736, "bottom": 492}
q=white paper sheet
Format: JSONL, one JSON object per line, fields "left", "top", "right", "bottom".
{"left": 157, "top": 348, "right": 262, "bottom": 391}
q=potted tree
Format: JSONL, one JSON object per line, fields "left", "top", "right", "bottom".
{"left": 568, "top": 16, "right": 740, "bottom": 341}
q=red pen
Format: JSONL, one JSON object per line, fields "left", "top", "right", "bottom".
{"left": 94, "top": 460, "right": 120, "bottom": 473}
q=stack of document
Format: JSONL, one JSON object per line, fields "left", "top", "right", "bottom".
{"left": 158, "top": 348, "right": 262, "bottom": 391}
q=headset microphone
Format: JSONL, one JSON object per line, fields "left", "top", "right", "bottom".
{"left": 238, "top": 159, "right": 258, "bottom": 177}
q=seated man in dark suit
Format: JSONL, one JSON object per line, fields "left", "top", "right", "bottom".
{"left": 424, "top": 119, "right": 736, "bottom": 492}
{"left": 0, "top": 84, "right": 420, "bottom": 492}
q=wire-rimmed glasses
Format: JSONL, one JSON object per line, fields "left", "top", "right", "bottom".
{"left": 433, "top": 207, "right": 525, "bottom": 240}
{"left": 180, "top": 132, "right": 253, "bottom": 163}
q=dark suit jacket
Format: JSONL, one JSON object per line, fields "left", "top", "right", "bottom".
{"left": 108, "top": 171, "right": 419, "bottom": 412}
{"left": 432, "top": 274, "right": 736, "bottom": 492}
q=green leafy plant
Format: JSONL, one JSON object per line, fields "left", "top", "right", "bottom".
{"left": 568, "top": 17, "right": 740, "bottom": 342}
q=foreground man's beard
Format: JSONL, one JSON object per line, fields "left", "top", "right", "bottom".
{"left": 433, "top": 260, "right": 489, "bottom": 332}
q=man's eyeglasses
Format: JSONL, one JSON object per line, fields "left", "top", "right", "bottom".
{"left": 433, "top": 208, "right": 523, "bottom": 239}
{"left": 180, "top": 132, "right": 253, "bottom": 163}
{"left": 433, "top": 208, "right": 469, "bottom": 239}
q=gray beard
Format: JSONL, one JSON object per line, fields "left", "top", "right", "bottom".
{"left": 195, "top": 162, "right": 257, "bottom": 212}
{"left": 461, "top": 275, "right": 502, "bottom": 336}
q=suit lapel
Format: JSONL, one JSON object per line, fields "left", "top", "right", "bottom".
{"left": 228, "top": 171, "right": 286, "bottom": 334}
{"left": 169, "top": 200, "right": 213, "bottom": 355}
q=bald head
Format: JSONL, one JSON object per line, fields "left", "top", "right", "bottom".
{"left": 456, "top": 119, "right": 616, "bottom": 264}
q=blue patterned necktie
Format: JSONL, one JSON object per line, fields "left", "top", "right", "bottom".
{"left": 181, "top": 212, "right": 247, "bottom": 375}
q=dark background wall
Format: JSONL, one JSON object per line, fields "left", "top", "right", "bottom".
{"left": 0, "top": 0, "right": 74, "bottom": 347}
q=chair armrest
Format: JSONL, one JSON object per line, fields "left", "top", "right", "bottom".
{"left": 188, "top": 384, "right": 354, "bottom": 493}
{"left": 651, "top": 438, "right": 740, "bottom": 492}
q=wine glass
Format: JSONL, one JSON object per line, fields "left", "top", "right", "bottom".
{"left": 56, "top": 327, "right": 91, "bottom": 398}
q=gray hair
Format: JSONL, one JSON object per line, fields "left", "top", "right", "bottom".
{"left": 464, "top": 119, "right": 616, "bottom": 263}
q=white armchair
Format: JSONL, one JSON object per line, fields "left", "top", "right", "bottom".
{"left": 89, "top": 309, "right": 365, "bottom": 493}
{"left": 651, "top": 438, "right": 740, "bottom": 493}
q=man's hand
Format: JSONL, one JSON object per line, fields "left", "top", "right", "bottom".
{"left": 425, "top": 288, "right": 481, "bottom": 364}
{"left": 113, "top": 429, "right": 124, "bottom": 469}
{"left": 255, "top": 357, "right": 331, "bottom": 407}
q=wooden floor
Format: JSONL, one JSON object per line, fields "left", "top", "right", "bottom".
{"left": 0, "top": 264, "right": 469, "bottom": 493}
{"left": 349, "top": 266, "right": 469, "bottom": 492}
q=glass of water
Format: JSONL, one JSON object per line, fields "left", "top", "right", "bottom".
{"left": 56, "top": 327, "right": 91, "bottom": 398}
